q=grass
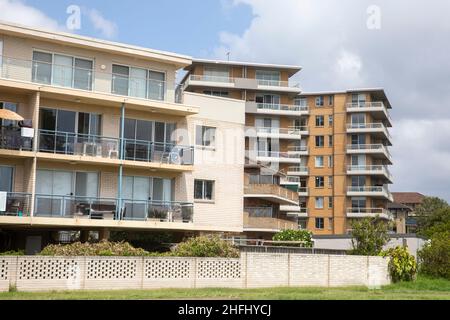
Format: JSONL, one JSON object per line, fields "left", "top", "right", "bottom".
{"left": 0, "top": 276, "right": 448, "bottom": 300}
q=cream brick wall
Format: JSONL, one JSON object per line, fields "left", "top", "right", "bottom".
{"left": 0, "top": 253, "right": 390, "bottom": 292}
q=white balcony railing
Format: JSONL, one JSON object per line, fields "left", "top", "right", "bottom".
{"left": 287, "top": 166, "right": 309, "bottom": 175}
{"left": 347, "top": 123, "right": 391, "bottom": 139}
{"left": 188, "top": 74, "right": 301, "bottom": 89}
{"left": 347, "top": 186, "right": 393, "bottom": 201}
{"left": 256, "top": 103, "right": 309, "bottom": 113}
{"left": 347, "top": 165, "right": 393, "bottom": 180}
{"left": 346, "top": 101, "right": 392, "bottom": 121}
{"left": 346, "top": 144, "right": 392, "bottom": 159}
{"left": 346, "top": 207, "right": 392, "bottom": 220}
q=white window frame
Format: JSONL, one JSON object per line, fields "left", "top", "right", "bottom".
{"left": 194, "top": 179, "right": 215, "bottom": 201}
{"left": 196, "top": 125, "right": 216, "bottom": 148}
{"left": 315, "top": 156, "right": 324, "bottom": 168}
{"left": 315, "top": 197, "right": 324, "bottom": 209}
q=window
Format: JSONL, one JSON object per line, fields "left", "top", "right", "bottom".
{"left": 315, "top": 217, "right": 325, "bottom": 229}
{"left": 328, "top": 218, "right": 333, "bottom": 230}
{"left": 352, "top": 93, "right": 366, "bottom": 105}
{"left": 328, "top": 95, "right": 334, "bottom": 106}
{"left": 315, "top": 156, "right": 324, "bottom": 168}
{"left": 194, "top": 180, "right": 214, "bottom": 201}
{"left": 255, "top": 93, "right": 280, "bottom": 105}
{"left": 328, "top": 156, "right": 334, "bottom": 168}
{"left": 351, "top": 197, "right": 367, "bottom": 211}
{"left": 203, "top": 90, "right": 229, "bottom": 97}
{"left": 328, "top": 176, "right": 333, "bottom": 188}
{"left": 351, "top": 134, "right": 366, "bottom": 145}
{"left": 315, "top": 115, "right": 324, "bottom": 127}
{"left": 196, "top": 126, "right": 216, "bottom": 148}
{"left": 204, "top": 66, "right": 230, "bottom": 82}
{"left": 352, "top": 176, "right": 366, "bottom": 187}
{"left": 256, "top": 70, "right": 280, "bottom": 86}
{"left": 328, "top": 135, "right": 333, "bottom": 147}
{"left": 112, "top": 64, "right": 165, "bottom": 100}
{"left": 315, "top": 176, "right": 324, "bottom": 188}
{"left": 0, "top": 102, "right": 18, "bottom": 127}
{"left": 315, "top": 197, "right": 324, "bottom": 209}
{"left": 315, "top": 96, "right": 324, "bottom": 107}
{"left": 315, "top": 136, "right": 324, "bottom": 147}
{"left": 295, "top": 97, "right": 307, "bottom": 107}
{"left": 328, "top": 197, "right": 333, "bottom": 208}
{"left": 32, "top": 51, "right": 93, "bottom": 90}
{"left": 328, "top": 115, "right": 333, "bottom": 126}
{"left": 0, "top": 166, "right": 13, "bottom": 192}
{"left": 351, "top": 113, "right": 366, "bottom": 125}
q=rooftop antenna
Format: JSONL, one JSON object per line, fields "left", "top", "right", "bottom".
{"left": 226, "top": 52, "right": 231, "bottom": 61}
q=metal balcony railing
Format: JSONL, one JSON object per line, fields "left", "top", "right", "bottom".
{"left": 0, "top": 55, "right": 175, "bottom": 103}
{"left": 347, "top": 186, "right": 390, "bottom": 193}
{"left": 37, "top": 130, "right": 194, "bottom": 165}
{"left": 0, "top": 192, "right": 32, "bottom": 216}
{"left": 34, "top": 194, "right": 119, "bottom": 219}
{"left": 38, "top": 130, "right": 120, "bottom": 159}
{"left": 188, "top": 74, "right": 300, "bottom": 88}
{"left": 124, "top": 139, "right": 194, "bottom": 165}
{"left": 245, "top": 207, "right": 273, "bottom": 218}
{"left": 256, "top": 150, "right": 302, "bottom": 159}
{"left": 254, "top": 127, "right": 302, "bottom": 136}
{"left": 121, "top": 199, "right": 194, "bottom": 223}
{"left": 32, "top": 194, "right": 194, "bottom": 223}
{"left": 247, "top": 174, "right": 280, "bottom": 185}
{"left": 346, "top": 101, "right": 392, "bottom": 120}
{"left": 347, "top": 123, "right": 392, "bottom": 139}
{"left": 287, "top": 166, "right": 309, "bottom": 174}
{"left": 0, "top": 126, "right": 33, "bottom": 151}
{"left": 256, "top": 103, "right": 308, "bottom": 113}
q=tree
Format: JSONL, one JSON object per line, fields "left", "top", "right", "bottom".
{"left": 415, "top": 197, "right": 449, "bottom": 237}
{"left": 418, "top": 231, "right": 450, "bottom": 279}
{"left": 350, "top": 217, "right": 390, "bottom": 256}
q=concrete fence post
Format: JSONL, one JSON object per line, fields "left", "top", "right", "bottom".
{"left": 287, "top": 253, "right": 291, "bottom": 287}
{"left": 327, "top": 255, "right": 331, "bottom": 287}
{"left": 141, "top": 257, "right": 145, "bottom": 290}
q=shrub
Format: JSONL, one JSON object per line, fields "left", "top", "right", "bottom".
{"left": 381, "top": 246, "right": 417, "bottom": 282}
{"left": 40, "top": 240, "right": 150, "bottom": 256}
{"left": 272, "top": 229, "right": 313, "bottom": 247}
{"left": 170, "top": 235, "right": 239, "bottom": 258}
{"left": 350, "top": 217, "right": 390, "bottom": 256}
{"left": 0, "top": 250, "right": 25, "bottom": 256}
{"left": 418, "top": 232, "right": 450, "bottom": 280}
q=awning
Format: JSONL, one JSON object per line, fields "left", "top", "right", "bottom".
{"left": 0, "top": 109, "right": 24, "bottom": 121}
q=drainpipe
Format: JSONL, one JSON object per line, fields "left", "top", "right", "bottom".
{"left": 117, "top": 102, "right": 125, "bottom": 220}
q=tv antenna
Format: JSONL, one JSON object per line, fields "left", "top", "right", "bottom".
{"left": 226, "top": 52, "right": 231, "bottom": 61}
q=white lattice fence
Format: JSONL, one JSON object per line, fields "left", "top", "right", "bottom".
{"left": 0, "top": 253, "right": 390, "bottom": 292}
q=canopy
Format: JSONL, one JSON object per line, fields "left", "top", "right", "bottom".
{"left": 0, "top": 109, "right": 24, "bottom": 121}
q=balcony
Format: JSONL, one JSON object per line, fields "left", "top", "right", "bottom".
{"left": 0, "top": 126, "right": 33, "bottom": 153}
{"left": 286, "top": 166, "right": 309, "bottom": 176}
{"left": 0, "top": 193, "right": 32, "bottom": 216}
{"left": 346, "top": 102, "right": 392, "bottom": 126}
{"left": 185, "top": 74, "right": 302, "bottom": 94}
{"left": 280, "top": 205, "right": 308, "bottom": 218}
{"left": 347, "top": 123, "right": 392, "bottom": 144}
{"left": 123, "top": 139, "right": 194, "bottom": 166}
{"left": 347, "top": 165, "right": 393, "bottom": 183}
{"left": 37, "top": 130, "right": 194, "bottom": 166}
{"left": 244, "top": 174, "right": 299, "bottom": 205}
{"left": 245, "top": 126, "right": 303, "bottom": 140}
{"left": 247, "top": 150, "right": 302, "bottom": 164}
{"left": 346, "top": 144, "right": 392, "bottom": 164}
{"left": 246, "top": 102, "right": 309, "bottom": 116}
{"left": 243, "top": 209, "right": 298, "bottom": 232}
{"left": 0, "top": 55, "right": 197, "bottom": 115}
{"left": 287, "top": 145, "right": 309, "bottom": 156}
{"left": 346, "top": 207, "right": 393, "bottom": 220}
{"left": 33, "top": 194, "right": 194, "bottom": 223}
{"left": 347, "top": 186, "right": 394, "bottom": 201}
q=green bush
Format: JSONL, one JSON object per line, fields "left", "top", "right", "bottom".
{"left": 350, "top": 217, "right": 390, "bottom": 256}
{"left": 40, "top": 240, "right": 150, "bottom": 256}
{"left": 170, "top": 235, "right": 239, "bottom": 258}
{"left": 0, "top": 250, "right": 25, "bottom": 256}
{"left": 272, "top": 229, "right": 313, "bottom": 247}
{"left": 381, "top": 246, "right": 417, "bottom": 282}
{"left": 418, "top": 232, "right": 450, "bottom": 280}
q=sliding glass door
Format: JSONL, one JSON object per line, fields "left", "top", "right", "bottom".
{"left": 0, "top": 166, "right": 13, "bottom": 192}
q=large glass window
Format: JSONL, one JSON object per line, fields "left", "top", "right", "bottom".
{"left": 351, "top": 134, "right": 366, "bottom": 145}
{"left": 112, "top": 64, "right": 165, "bottom": 101}
{"left": 255, "top": 93, "right": 280, "bottom": 105}
{"left": 315, "top": 218, "right": 325, "bottom": 229}
{"left": 0, "top": 166, "right": 13, "bottom": 192}
{"left": 0, "top": 102, "right": 18, "bottom": 127}
{"left": 256, "top": 70, "right": 280, "bottom": 86}
{"left": 204, "top": 66, "right": 230, "bottom": 82}
{"left": 32, "top": 51, "right": 93, "bottom": 90}
{"left": 315, "top": 136, "right": 324, "bottom": 147}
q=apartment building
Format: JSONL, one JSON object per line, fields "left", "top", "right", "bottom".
{"left": 388, "top": 192, "right": 425, "bottom": 233}
{"left": 182, "top": 60, "right": 394, "bottom": 237}
{"left": 0, "top": 23, "right": 244, "bottom": 253}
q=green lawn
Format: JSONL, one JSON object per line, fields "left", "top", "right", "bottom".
{"left": 1, "top": 276, "right": 449, "bottom": 300}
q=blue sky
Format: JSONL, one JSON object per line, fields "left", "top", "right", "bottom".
{"left": 23, "top": 0, "right": 253, "bottom": 58}
{"left": 1, "top": 0, "right": 450, "bottom": 200}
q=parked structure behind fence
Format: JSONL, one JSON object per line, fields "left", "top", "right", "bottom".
{"left": 0, "top": 253, "right": 390, "bottom": 292}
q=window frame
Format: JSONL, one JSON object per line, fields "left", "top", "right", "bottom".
{"left": 196, "top": 125, "right": 217, "bottom": 149}
{"left": 194, "top": 179, "right": 215, "bottom": 201}
{"left": 315, "top": 217, "right": 325, "bottom": 229}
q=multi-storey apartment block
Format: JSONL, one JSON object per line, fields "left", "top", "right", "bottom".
{"left": 182, "top": 60, "right": 394, "bottom": 238}
{"left": 0, "top": 23, "right": 244, "bottom": 253}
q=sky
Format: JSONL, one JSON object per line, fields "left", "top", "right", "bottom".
{"left": 0, "top": 0, "right": 449, "bottom": 201}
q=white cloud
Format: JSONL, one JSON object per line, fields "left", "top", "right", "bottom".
{"left": 0, "top": 0, "right": 64, "bottom": 30}
{"left": 216, "top": 0, "right": 450, "bottom": 200}
{"left": 86, "top": 8, "right": 118, "bottom": 39}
